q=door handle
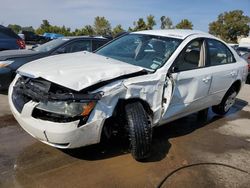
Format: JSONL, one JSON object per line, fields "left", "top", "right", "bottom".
{"left": 230, "top": 71, "right": 237, "bottom": 77}
{"left": 202, "top": 76, "right": 211, "bottom": 83}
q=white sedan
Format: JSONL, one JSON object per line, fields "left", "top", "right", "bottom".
{"left": 9, "top": 30, "right": 248, "bottom": 160}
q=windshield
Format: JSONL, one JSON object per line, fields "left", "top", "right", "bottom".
{"left": 33, "top": 38, "right": 68, "bottom": 52}
{"left": 96, "top": 34, "right": 182, "bottom": 70}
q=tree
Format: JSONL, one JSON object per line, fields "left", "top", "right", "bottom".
{"left": 131, "top": 15, "right": 156, "bottom": 31}
{"left": 36, "top": 20, "right": 52, "bottom": 34}
{"left": 93, "top": 16, "right": 111, "bottom": 36}
{"left": 82, "top": 25, "right": 95, "bottom": 35}
{"left": 160, "top": 16, "right": 173, "bottom": 29}
{"left": 7, "top": 24, "right": 22, "bottom": 33}
{"left": 146, "top": 15, "right": 156, "bottom": 30}
{"left": 112, "top": 24, "right": 125, "bottom": 36}
{"left": 209, "top": 10, "right": 250, "bottom": 43}
{"left": 36, "top": 20, "right": 71, "bottom": 36}
{"left": 175, "top": 19, "right": 193, "bottom": 29}
{"left": 73, "top": 25, "right": 95, "bottom": 36}
{"left": 133, "top": 18, "right": 147, "bottom": 31}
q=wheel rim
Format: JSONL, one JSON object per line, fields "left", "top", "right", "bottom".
{"left": 224, "top": 91, "right": 237, "bottom": 112}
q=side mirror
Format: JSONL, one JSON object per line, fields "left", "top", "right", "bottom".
{"left": 169, "top": 66, "right": 179, "bottom": 73}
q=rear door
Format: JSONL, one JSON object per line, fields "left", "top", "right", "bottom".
{"left": 162, "top": 38, "right": 212, "bottom": 121}
{"left": 205, "top": 39, "right": 238, "bottom": 103}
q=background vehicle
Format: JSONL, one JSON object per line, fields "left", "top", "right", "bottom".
{"left": 0, "top": 36, "right": 110, "bottom": 90}
{"left": 0, "top": 25, "right": 25, "bottom": 51}
{"left": 9, "top": 30, "right": 248, "bottom": 161}
{"left": 43, "top": 32, "right": 64, "bottom": 40}
{"left": 236, "top": 46, "right": 250, "bottom": 83}
{"left": 20, "top": 30, "right": 49, "bottom": 44}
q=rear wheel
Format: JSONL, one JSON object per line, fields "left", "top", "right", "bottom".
{"left": 125, "top": 102, "right": 152, "bottom": 161}
{"left": 212, "top": 87, "right": 237, "bottom": 115}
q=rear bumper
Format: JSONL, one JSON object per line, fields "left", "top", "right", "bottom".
{"left": 0, "top": 67, "right": 12, "bottom": 90}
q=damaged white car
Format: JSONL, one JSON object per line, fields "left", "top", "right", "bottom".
{"left": 9, "top": 30, "right": 248, "bottom": 160}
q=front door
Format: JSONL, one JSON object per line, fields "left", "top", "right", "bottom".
{"left": 162, "top": 38, "right": 212, "bottom": 122}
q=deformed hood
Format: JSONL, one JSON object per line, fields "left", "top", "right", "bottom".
{"left": 18, "top": 51, "right": 144, "bottom": 91}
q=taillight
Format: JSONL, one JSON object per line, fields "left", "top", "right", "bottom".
{"left": 16, "top": 39, "right": 26, "bottom": 49}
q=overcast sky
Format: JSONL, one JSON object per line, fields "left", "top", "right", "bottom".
{"left": 1, "top": 0, "right": 250, "bottom": 32}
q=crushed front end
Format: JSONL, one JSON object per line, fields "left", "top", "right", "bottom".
{"left": 9, "top": 75, "right": 105, "bottom": 148}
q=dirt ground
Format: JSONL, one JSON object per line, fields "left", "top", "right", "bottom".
{"left": 0, "top": 85, "right": 250, "bottom": 188}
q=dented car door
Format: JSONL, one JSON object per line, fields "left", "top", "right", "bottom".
{"left": 162, "top": 38, "right": 212, "bottom": 122}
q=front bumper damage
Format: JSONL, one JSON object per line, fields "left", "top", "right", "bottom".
{"left": 9, "top": 76, "right": 105, "bottom": 148}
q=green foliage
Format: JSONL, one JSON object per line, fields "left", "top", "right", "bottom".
{"left": 7, "top": 24, "right": 22, "bottom": 33}
{"left": 93, "top": 16, "right": 111, "bottom": 36}
{"left": 146, "top": 15, "right": 156, "bottom": 30}
{"left": 131, "top": 15, "right": 156, "bottom": 31}
{"left": 160, "top": 16, "right": 173, "bottom": 29}
{"left": 209, "top": 10, "right": 250, "bottom": 43}
{"left": 8, "top": 24, "right": 35, "bottom": 34}
{"left": 73, "top": 25, "right": 95, "bottom": 36}
{"left": 112, "top": 24, "right": 125, "bottom": 37}
{"left": 36, "top": 20, "right": 71, "bottom": 36}
{"left": 133, "top": 18, "right": 147, "bottom": 31}
{"left": 175, "top": 19, "right": 193, "bottom": 29}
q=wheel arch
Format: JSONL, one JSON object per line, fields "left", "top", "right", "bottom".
{"left": 116, "top": 98, "right": 153, "bottom": 117}
{"left": 100, "top": 97, "right": 153, "bottom": 141}
{"left": 231, "top": 79, "right": 241, "bottom": 94}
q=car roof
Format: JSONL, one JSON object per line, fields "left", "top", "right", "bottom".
{"left": 63, "top": 36, "right": 109, "bottom": 40}
{"left": 133, "top": 29, "right": 213, "bottom": 39}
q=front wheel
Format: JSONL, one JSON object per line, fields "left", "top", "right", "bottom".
{"left": 125, "top": 102, "right": 152, "bottom": 161}
{"left": 212, "top": 87, "right": 237, "bottom": 115}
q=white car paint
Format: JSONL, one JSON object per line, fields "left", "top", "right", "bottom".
{"left": 17, "top": 51, "right": 144, "bottom": 91}
{"left": 9, "top": 30, "right": 248, "bottom": 148}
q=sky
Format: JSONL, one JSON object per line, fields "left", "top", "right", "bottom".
{"left": 1, "top": 0, "right": 250, "bottom": 32}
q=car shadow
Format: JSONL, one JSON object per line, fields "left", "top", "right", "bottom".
{"left": 62, "top": 98, "right": 248, "bottom": 162}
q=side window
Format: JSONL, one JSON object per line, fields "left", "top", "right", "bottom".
{"left": 0, "top": 30, "right": 13, "bottom": 39}
{"left": 64, "top": 40, "right": 91, "bottom": 53}
{"left": 92, "top": 40, "right": 107, "bottom": 51}
{"left": 207, "top": 39, "right": 235, "bottom": 66}
{"left": 0, "top": 31, "right": 8, "bottom": 39}
{"left": 174, "top": 39, "right": 204, "bottom": 72}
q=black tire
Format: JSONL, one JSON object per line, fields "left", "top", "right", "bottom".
{"left": 246, "top": 75, "right": 250, "bottom": 84}
{"left": 212, "top": 87, "right": 237, "bottom": 115}
{"left": 125, "top": 102, "right": 152, "bottom": 161}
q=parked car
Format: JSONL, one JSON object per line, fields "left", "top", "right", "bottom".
{"left": 8, "top": 30, "right": 248, "bottom": 160}
{"left": 228, "top": 43, "right": 239, "bottom": 50}
{"left": 20, "top": 30, "right": 49, "bottom": 44}
{"left": 43, "top": 32, "right": 64, "bottom": 40}
{"left": 0, "top": 36, "right": 110, "bottom": 90}
{"left": 0, "top": 25, "right": 25, "bottom": 51}
{"left": 236, "top": 47, "right": 250, "bottom": 83}
{"left": 236, "top": 46, "right": 250, "bottom": 56}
